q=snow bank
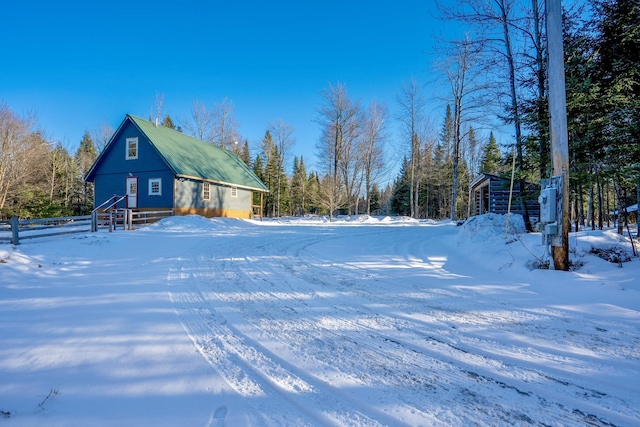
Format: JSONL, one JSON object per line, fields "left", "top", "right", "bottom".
{"left": 254, "top": 214, "right": 428, "bottom": 226}
{"left": 142, "top": 214, "right": 219, "bottom": 232}
{"left": 458, "top": 213, "right": 526, "bottom": 238}
{"left": 452, "top": 213, "right": 540, "bottom": 271}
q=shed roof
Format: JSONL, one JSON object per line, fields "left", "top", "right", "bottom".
{"left": 88, "top": 115, "right": 268, "bottom": 192}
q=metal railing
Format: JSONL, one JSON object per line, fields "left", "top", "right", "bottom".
{"left": 93, "top": 208, "right": 174, "bottom": 232}
{"left": 91, "top": 195, "right": 127, "bottom": 231}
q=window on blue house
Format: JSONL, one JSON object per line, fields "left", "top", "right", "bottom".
{"left": 126, "top": 137, "right": 138, "bottom": 160}
{"left": 203, "top": 182, "right": 211, "bottom": 201}
{"left": 149, "top": 178, "right": 162, "bottom": 196}
{"left": 231, "top": 186, "right": 238, "bottom": 198}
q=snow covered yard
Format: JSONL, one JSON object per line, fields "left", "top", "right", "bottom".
{"left": 1, "top": 214, "right": 639, "bottom": 426}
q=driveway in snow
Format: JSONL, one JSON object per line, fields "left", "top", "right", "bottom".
{"left": 1, "top": 216, "right": 639, "bottom": 426}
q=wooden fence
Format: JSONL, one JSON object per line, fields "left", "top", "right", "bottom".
{"left": 94, "top": 209, "right": 174, "bottom": 232}
{"left": 0, "top": 215, "right": 92, "bottom": 245}
{"left": 1, "top": 209, "right": 173, "bottom": 245}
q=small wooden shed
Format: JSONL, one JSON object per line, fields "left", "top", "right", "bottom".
{"left": 470, "top": 173, "right": 540, "bottom": 221}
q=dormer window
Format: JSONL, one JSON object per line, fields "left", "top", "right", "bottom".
{"left": 126, "top": 137, "right": 138, "bottom": 160}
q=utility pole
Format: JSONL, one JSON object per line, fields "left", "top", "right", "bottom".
{"left": 546, "top": 0, "right": 570, "bottom": 270}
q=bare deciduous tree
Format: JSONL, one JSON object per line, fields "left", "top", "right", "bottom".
{"left": 314, "top": 173, "right": 347, "bottom": 220}
{"left": 269, "top": 119, "right": 296, "bottom": 217}
{"left": 396, "top": 77, "right": 427, "bottom": 218}
{"left": 436, "top": 0, "right": 534, "bottom": 228}
{"left": 0, "top": 104, "right": 48, "bottom": 212}
{"left": 182, "top": 98, "right": 240, "bottom": 150}
{"left": 92, "top": 122, "right": 114, "bottom": 153}
{"left": 315, "top": 82, "right": 362, "bottom": 220}
{"left": 212, "top": 97, "right": 240, "bottom": 149}
{"left": 152, "top": 92, "right": 165, "bottom": 125}
{"left": 438, "top": 36, "right": 488, "bottom": 220}
{"left": 360, "top": 101, "right": 388, "bottom": 215}
{"left": 182, "top": 100, "right": 214, "bottom": 142}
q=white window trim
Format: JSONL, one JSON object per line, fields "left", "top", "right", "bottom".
{"left": 126, "top": 137, "right": 138, "bottom": 160}
{"left": 202, "top": 182, "right": 211, "bottom": 201}
{"left": 231, "top": 186, "right": 238, "bottom": 198}
{"left": 148, "top": 178, "right": 162, "bottom": 196}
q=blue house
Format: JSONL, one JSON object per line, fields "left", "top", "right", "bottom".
{"left": 85, "top": 115, "right": 268, "bottom": 219}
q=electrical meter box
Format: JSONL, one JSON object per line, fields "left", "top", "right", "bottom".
{"left": 538, "top": 186, "right": 557, "bottom": 223}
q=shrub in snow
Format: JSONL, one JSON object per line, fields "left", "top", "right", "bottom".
{"left": 590, "top": 246, "right": 633, "bottom": 265}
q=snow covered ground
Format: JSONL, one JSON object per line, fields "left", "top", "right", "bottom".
{"left": 1, "top": 214, "right": 639, "bottom": 426}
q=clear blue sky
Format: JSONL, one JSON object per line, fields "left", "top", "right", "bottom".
{"left": 2, "top": 1, "right": 462, "bottom": 176}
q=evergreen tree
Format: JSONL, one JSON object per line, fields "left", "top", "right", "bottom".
{"left": 390, "top": 158, "right": 411, "bottom": 216}
{"left": 441, "top": 104, "right": 454, "bottom": 160}
{"left": 593, "top": 0, "right": 640, "bottom": 232}
{"left": 306, "top": 172, "right": 322, "bottom": 215}
{"left": 75, "top": 131, "right": 97, "bottom": 214}
{"left": 593, "top": 0, "right": 640, "bottom": 173}
{"left": 277, "top": 168, "right": 291, "bottom": 215}
{"left": 290, "top": 156, "right": 308, "bottom": 216}
{"left": 481, "top": 132, "right": 502, "bottom": 174}
{"left": 240, "top": 140, "right": 251, "bottom": 167}
{"left": 369, "top": 184, "right": 381, "bottom": 215}
{"left": 431, "top": 141, "right": 451, "bottom": 219}
{"left": 253, "top": 154, "right": 264, "bottom": 181}
{"left": 161, "top": 115, "right": 176, "bottom": 130}
{"left": 260, "top": 131, "right": 283, "bottom": 216}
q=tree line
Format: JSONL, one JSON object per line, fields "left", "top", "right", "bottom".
{"left": 2, "top": 0, "right": 638, "bottom": 227}
{"left": 253, "top": 0, "right": 638, "bottom": 226}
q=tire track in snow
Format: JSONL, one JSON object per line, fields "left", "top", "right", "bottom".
{"left": 289, "top": 226, "right": 640, "bottom": 425}
{"left": 278, "top": 226, "right": 637, "bottom": 426}
{"left": 184, "top": 227, "right": 543, "bottom": 425}
{"left": 168, "top": 235, "right": 407, "bottom": 427}
{"left": 168, "top": 222, "right": 638, "bottom": 426}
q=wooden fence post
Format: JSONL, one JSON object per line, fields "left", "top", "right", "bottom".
{"left": 127, "top": 209, "right": 133, "bottom": 230}
{"left": 11, "top": 216, "right": 20, "bottom": 245}
{"left": 91, "top": 210, "right": 97, "bottom": 232}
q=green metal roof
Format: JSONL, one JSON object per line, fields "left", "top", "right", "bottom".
{"left": 129, "top": 115, "right": 268, "bottom": 192}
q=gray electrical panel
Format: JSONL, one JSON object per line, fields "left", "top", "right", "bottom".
{"left": 538, "top": 186, "right": 557, "bottom": 224}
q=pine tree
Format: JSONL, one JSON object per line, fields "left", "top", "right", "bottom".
{"left": 431, "top": 140, "right": 451, "bottom": 219}
{"left": 277, "top": 168, "right": 290, "bottom": 215}
{"left": 481, "top": 132, "right": 502, "bottom": 174}
{"left": 240, "top": 140, "right": 251, "bottom": 167}
{"left": 593, "top": 0, "right": 640, "bottom": 233}
{"left": 441, "top": 105, "right": 454, "bottom": 160}
{"left": 369, "top": 184, "right": 381, "bottom": 215}
{"left": 161, "top": 115, "right": 176, "bottom": 129}
{"left": 390, "top": 158, "right": 411, "bottom": 216}
{"left": 306, "top": 172, "right": 322, "bottom": 215}
{"left": 260, "top": 131, "right": 283, "bottom": 217}
{"left": 290, "top": 156, "right": 308, "bottom": 216}
{"left": 594, "top": 0, "right": 640, "bottom": 173}
{"left": 253, "top": 154, "right": 264, "bottom": 182}
{"left": 75, "top": 131, "right": 97, "bottom": 214}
